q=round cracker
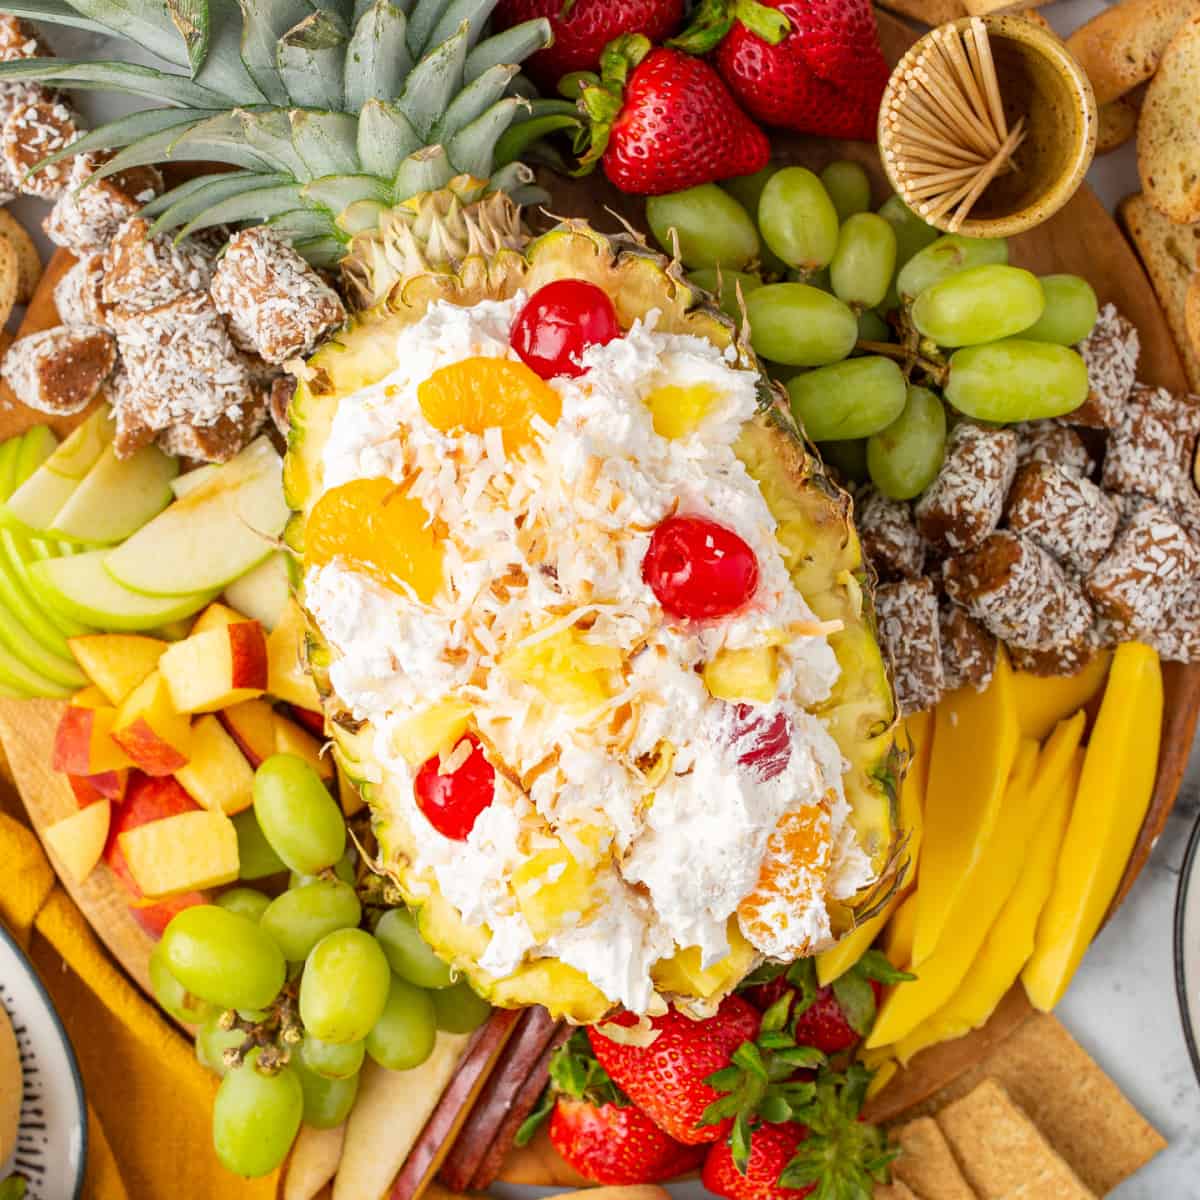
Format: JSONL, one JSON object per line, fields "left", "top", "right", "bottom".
{"left": 0, "top": 237, "right": 17, "bottom": 330}
{"left": 0, "top": 209, "right": 40, "bottom": 304}
{"left": 1187, "top": 271, "right": 1200, "bottom": 362}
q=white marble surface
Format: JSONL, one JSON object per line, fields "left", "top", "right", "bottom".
{"left": 21, "top": 1, "right": 1200, "bottom": 1193}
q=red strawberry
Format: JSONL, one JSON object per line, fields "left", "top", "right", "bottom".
{"left": 580, "top": 36, "right": 770, "bottom": 195}
{"left": 673, "top": 0, "right": 889, "bottom": 141}
{"left": 549, "top": 1096, "right": 706, "bottom": 1184}
{"left": 492, "top": 0, "right": 686, "bottom": 87}
{"left": 790, "top": 980, "right": 883, "bottom": 1055}
{"left": 702, "top": 1122, "right": 814, "bottom": 1200}
{"left": 587, "top": 995, "right": 762, "bottom": 1144}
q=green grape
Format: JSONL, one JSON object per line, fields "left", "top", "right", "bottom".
{"left": 299, "top": 1034, "right": 365, "bottom": 1080}
{"left": 856, "top": 309, "right": 890, "bottom": 343}
{"left": 687, "top": 268, "right": 763, "bottom": 321}
{"left": 758, "top": 167, "right": 840, "bottom": 272}
{"left": 261, "top": 879, "right": 362, "bottom": 963}
{"left": 895, "top": 234, "right": 1009, "bottom": 301}
{"left": 721, "top": 165, "right": 776, "bottom": 215}
{"left": 291, "top": 848, "right": 357, "bottom": 890}
{"left": 293, "top": 1055, "right": 360, "bottom": 1129}
{"left": 867, "top": 385, "right": 948, "bottom": 500}
{"left": 253, "top": 754, "right": 346, "bottom": 876}
{"left": 215, "top": 887, "right": 271, "bottom": 922}
{"left": 232, "top": 808, "right": 287, "bottom": 880}
{"left": 820, "top": 160, "right": 871, "bottom": 222}
{"left": 786, "top": 357, "right": 907, "bottom": 441}
{"left": 196, "top": 1015, "right": 244, "bottom": 1077}
{"left": 149, "top": 942, "right": 213, "bottom": 1025}
{"left": 646, "top": 184, "right": 760, "bottom": 270}
{"left": 212, "top": 1050, "right": 303, "bottom": 1178}
{"left": 299, "top": 928, "right": 391, "bottom": 1044}
{"left": 745, "top": 284, "right": 857, "bottom": 366}
{"left": 911, "top": 264, "right": 1045, "bottom": 347}
{"left": 432, "top": 980, "right": 491, "bottom": 1034}
{"left": 161, "top": 905, "right": 286, "bottom": 1011}
{"left": 877, "top": 194, "right": 939, "bottom": 270}
{"left": 374, "top": 907, "right": 455, "bottom": 989}
{"left": 944, "top": 339, "right": 1090, "bottom": 422}
{"left": 819, "top": 438, "right": 869, "bottom": 483}
{"left": 830, "top": 213, "right": 897, "bottom": 310}
{"left": 1019, "top": 274, "right": 1099, "bottom": 345}
{"left": 365, "top": 975, "right": 438, "bottom": 1071}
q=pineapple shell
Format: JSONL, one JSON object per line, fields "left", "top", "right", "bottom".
{"left": 285, "top": 222, "right": 903, "bottom": 1023}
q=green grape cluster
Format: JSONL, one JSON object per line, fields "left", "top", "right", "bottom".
{"left": 147, "top": 754, "right": 491, "bottom": 1178}
{"left": 647, "top": 166, "right": 1098, "bottom": 501}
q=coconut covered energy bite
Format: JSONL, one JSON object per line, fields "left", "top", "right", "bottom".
{"left": 939, "top": 601, "right": 996, "bottom": 692}
{"left": 1014, "top": 421, "right": 1095, "bottom": 477}
{"left": 44, "top": 154, "right": 162, "bottom": 256}
{"left": 1085, "top": 504, "right": 1200, "bottom": 633}
{"left": 53, "top": 252, "right": 108, "bottom": 330}
{"left": 875, "top": 577, "right": 944, "bottom": 713}
{"left": 916, "top": 422, "right": 1018, "bottom": 554}
{"left": 856, "top": 486, "right": 924, "bottom": 580}
{"left": 102, "top": 217, "right": 214, "bottom": 313}
{"left": 0, "top": 325, "right": 116, "bottom": 416}
{"left": 1101, "top": 384, "right": 1200, "bottom": 506}
{"left": 1072, "top": 302, "right": 1139, "bottom": 428}
{"left": 943, "top": 531, "right": 1094, "bottom": 653}
{"left": 1005, "top": 461, "right": 1121, "bottom": 574}
{"left": 2, "top": 95, "right": 80, "bottom": 199}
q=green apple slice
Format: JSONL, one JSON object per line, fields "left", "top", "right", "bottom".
{"left": 49, "top": 442, "right": 178, "bottom": 544}
{"left": 5, "top": 406, "right": 115, "bottom": 532}
{"left": 171, "top": 464, "right": 220, "bottom": 500}
{"left": 31, "top": 551, "right": 216, "bottom": 632}
{"left": 223, "top": 551, "right": 293, "bottom": 630}
{"left": 104, "top": 437, "right": 289, "bottom": 597}
{"left": 15, "top": 425, "right": 57, "bottom": 478}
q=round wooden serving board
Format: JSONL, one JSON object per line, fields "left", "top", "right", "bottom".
{"left": 0, "top": 11, "right": 1195, "bottom": 1188}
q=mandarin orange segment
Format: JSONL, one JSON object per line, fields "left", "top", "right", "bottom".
{"left": 738, "top": 798, "right": 833, "bottom": 959}
{"left": 307, "top": 478, "right": 443, "bottom": 602}
{"left": 417, "top": 357, "right": 561, "bottom": 451}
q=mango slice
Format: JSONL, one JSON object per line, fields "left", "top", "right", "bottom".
{"left": 887, "top": 721, "right": 1085, "bottom": 1063}
{"left": 817, "top": 710, "right": 932, "bottom": 986}
{"left": 882, "top": 889, "right": 919, "bottom": 970}
{"left": 1022, "top": 643, "right": 1163, "bottom": 1011}
{"left": 866, "top": 737, "right": 1041, "bottom": 1050}
{"left": 913, "top": 648, "right": 1020, "bottom": 966}
{"left": 1012, "top": 649, "right": 1112, "bottom": 739}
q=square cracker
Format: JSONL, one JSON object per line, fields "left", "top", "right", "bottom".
{"left": 902, "top": 1015, "right": 1166, "bottom": 1195}
{"left": 891, "top": 1117, "right": 977, "bottom": 1199}
{"left": 936, "top": 1079, "right": 1095, "bottom": 1198}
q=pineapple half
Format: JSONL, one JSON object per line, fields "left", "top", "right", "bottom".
{"left": 5, "top": 0, "right": 901, "bottom": 1021}
{"left": 285, "top": 224, "right": 904, "bottom": 1022}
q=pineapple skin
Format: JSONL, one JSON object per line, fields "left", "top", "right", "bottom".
{"left": 284, "top": 223, "right": 903, "bottom": 1023}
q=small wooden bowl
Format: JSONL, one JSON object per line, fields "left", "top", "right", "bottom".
{"left": 879, "top": 15, "right": 1098, "bottom": 237}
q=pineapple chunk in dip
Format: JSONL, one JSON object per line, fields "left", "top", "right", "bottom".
{"left": 303, "top": 293, "right": 875, "bottom": 1013}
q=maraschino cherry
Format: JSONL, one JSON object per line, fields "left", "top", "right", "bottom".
{"left": 643, "top": 514, "right": 760, "bottom": 620}
{"left": 511, "top": 280, "right": 621, "bottom": 379}
{"left": 414, "top": 733, "right": 496, "bottom": 840}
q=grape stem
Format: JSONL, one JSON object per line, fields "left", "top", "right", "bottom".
{"left": 220, "top": 980, "right": 304, "bottom": 1075}
{"left": 855, "top": 339, "right": 949, "bottom": 387}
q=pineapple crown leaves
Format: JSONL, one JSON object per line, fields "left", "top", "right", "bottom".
{"left": 668, "top": 0, "right": 791, "bottom": 56}
{"left": 514, "top": 1029, "right": 627, "bottom": 1147}
{"left": 0, "top": 0, "right": 558, "bottom": 266}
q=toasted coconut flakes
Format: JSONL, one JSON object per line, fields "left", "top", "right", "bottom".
{"left": 596, "top": 1015, "right": 661, "bottom": 1047}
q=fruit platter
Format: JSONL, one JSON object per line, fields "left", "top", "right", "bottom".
{"left": 0, "top": 0, "right": 1198, "bottom": 1196}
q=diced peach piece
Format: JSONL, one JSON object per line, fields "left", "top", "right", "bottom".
{"left": 118, "top": 809, "right": 239, "bottom": 897}
{"left": 287, "top": 705, "right": 325, "bottom": 738}
{"left": 175, "top": 714, "right": 255, "bottom": 815}
{"left": 191, "top": 601, "right": 250, "bottom": 635}
{"left": 68, "top": 770, "right": 128, "bottom": 807}
{"left": 219, "top": 697, "right": 277, "bottom": 767}
{"left": 160, "top": 621, "right": 268, "bottom": 714}
{"left": 70, "top": 686, "right": 109, "bottom": 709}
{"left": 266, "top": 599, "right": 322, "bottom": 710}
{"left": 45, "top": 799, "right": 111, "bottom": 884}
{"left": 272, "top": 711, "right": 333, "bottom": 782}
{"left": 105, "top": 774, "right": 199, "bottom": 889}
{"left": 128, "top": 890, "right": 209, "bottom": 937}
{"left": 53, "top": 704, "right": 136, "bottom": 775}
{"left": 112, "top": 671, "right": 191, "bottom": 776}
{"left": 67, "top": 634, "right": 168, "bottom": 706}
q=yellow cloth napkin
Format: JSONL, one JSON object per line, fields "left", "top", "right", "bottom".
{"left": 2, "top": 808, "right": 281, "bottom": 1200}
